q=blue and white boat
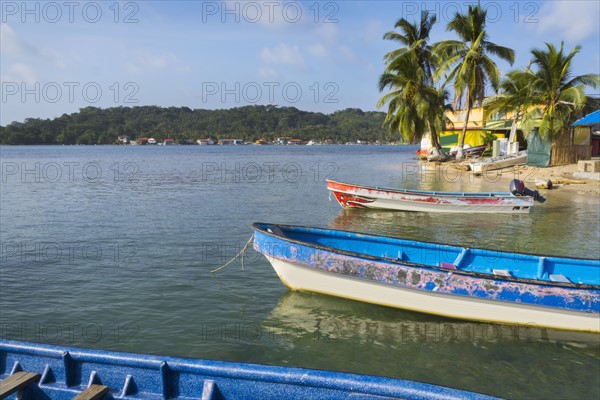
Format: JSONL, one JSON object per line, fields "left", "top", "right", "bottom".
{"left": 252, "top": 223, "right": 600, "bottom": 332}
{"left": 0, "top": 339, "right": 494, "bottom": 399}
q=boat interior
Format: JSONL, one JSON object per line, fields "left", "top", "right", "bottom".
{"left": 328, "top": 180, "right": 515, "bottom": 198}
{"left": 257, "top": 223, "right": 599, "bottom": 286}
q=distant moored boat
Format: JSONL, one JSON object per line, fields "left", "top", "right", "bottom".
{"left": 327, "top": 179, "right": 545, "bottom": 213}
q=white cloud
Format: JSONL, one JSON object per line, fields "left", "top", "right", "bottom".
{"left": 537, "top": 1, "right": 599, "bottom": 42}
{"left": 258, "top": 67, "right": 278, "bottom": 79}
{"left": 127, "top": 50, "right": 191, "bottom": 74}
{"left": 314, "top": 24, "right": 339, "bottom": 44}
{"left": 0, "top": 24, "right": 36, "bottom": 56}
{"left": 0, "top": 24, "right": 65, "bottom": 68}
{"left": 260, "top": 44, "right": 306, "bottom": 66}
{"left": 308, "top": 43, "right": 327, "bottom": 58}
{"left": 41, "top": 48, "right": 66, "bottom": 69}
{"left": 2, "top": 63, "right": 38, "bottom": 84}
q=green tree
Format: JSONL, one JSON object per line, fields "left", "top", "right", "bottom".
{"left": 483, "top": 66, "right": 536, "bottom": 142}
{"left": 383, "top": 11, "right": 436, "bottom": 84}
{"left": 434, "top": 3, "right": 515, "bottom": 159}
{"left": 378, "top": 53, "right": 428, "bottom": 144}
{"left": 526, "top": 42, "right": 599, "bottom": 140}
{"left": 378, "top": 11, "right": 446, "bottom": 154}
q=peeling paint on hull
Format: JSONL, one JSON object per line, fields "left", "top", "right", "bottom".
{"left": 253, "top": 224, "right": 600, "bottom": 333}
{"left": 327, "top": 179, "right": 534, "bottom": 213}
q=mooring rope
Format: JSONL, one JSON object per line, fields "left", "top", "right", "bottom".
{"left": 210, "top": 234, "right": 254, "bottom": 274}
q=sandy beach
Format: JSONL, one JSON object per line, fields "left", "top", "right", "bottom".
{"left": 426, "top": 160, "right": 600, "bottom": 196}
{"left": 491, "top": 163, "right": 600, "bottom": 195}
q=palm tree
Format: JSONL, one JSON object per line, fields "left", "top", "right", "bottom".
{"left": 378, "top": 11, "right": 445, "bottom": 155}
{"left": 383, "top": 11, "right": 436, "bottom": 83}
{"left": 526, "top": 42, "right": 599, "bottom": 141}
{"left": 377, "top": 53, "right": 428, "bottom": 144}
{"left": 425, "top": 87, "right": 452, "bottom": 156}
{"left": 483, "top": 66, "right": 536, "bottom": 143}
{"left": 434, "top": 4, "right": 515, "bottom": 159}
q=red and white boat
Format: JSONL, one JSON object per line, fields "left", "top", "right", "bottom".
{"left": 327, "top": 179, "right": 545, "bottom": 214}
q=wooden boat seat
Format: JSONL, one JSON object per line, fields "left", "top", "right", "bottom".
{"left": 550, "top": 274, "right": 571, "bottom": 283}
{"left": 492, "top": 269, "right": 512, "bottom": 277}
{"left": 439, "top": 262, "right": 457, "bottom": 270}
{"left": 72, "top": 384, "right": 108, "bottom": 400}
{"left": 0, "top": 371, "right": 41, "bottom": 399}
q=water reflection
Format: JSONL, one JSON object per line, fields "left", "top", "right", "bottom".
{"left": 264, "top": 292, "right": 600, "bottom": 350}
{"left": 329, "top": 208, "right": 535, "bottom": 253}
{"left": 328, "top": 163, "right": 600, "bottom": 257}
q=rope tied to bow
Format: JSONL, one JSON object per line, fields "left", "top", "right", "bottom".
{"left": 210, "top": 234, "right": 254, "bottom": 274}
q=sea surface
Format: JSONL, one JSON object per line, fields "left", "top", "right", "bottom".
{"left": 1, "top": 145, "right": 599, "bottom": 399}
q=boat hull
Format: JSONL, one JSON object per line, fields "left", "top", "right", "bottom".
{"left": 327, "top": 180, "right": 534, "bottom": 213}
{"left": 447, "top": 144, "right": 488, "bottom": 158}
{"left": 253, "top": 224, "right": 600, "bottom": 333}
{"left": 268, "top": 258, "right": 599, "bottom": 332}
{"left": 470, "top": 152, "right": 528, "bottom": 174}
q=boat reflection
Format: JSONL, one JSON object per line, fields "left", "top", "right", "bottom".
{"left": 263, "top": 291, "right": 600, "bottom": 349}
{"left": 329, "top": 208, "right": 535, "bottom": 254}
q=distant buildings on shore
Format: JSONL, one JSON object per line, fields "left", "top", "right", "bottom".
{"left": 121, "top": 136, "right": 398, "bottom": 146}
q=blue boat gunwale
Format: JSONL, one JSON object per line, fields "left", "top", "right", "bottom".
{"left": 326, "top": 179, "right": 525, "bottom": 198}
{"left": 252, "top": 223, "right": 600, "bottom": 290}
{"left": 0, "top": 339, "right": 496, "bottom": 399}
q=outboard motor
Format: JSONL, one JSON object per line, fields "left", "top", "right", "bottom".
{"left": 510, "top": 179, "right": 546, "bottom": 203}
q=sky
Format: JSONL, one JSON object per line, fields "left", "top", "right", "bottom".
{"left": 1, "top": 0, "right": 599, "bottom": 125}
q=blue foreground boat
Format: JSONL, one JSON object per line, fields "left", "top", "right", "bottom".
{"left": 252, "top": 223, "right": 600, "bottom": 332}
{"left": 0, "top": 339, "right": 494, "bottom": 400}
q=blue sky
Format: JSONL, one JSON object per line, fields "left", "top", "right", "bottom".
{"left": 1, "top": 0, "right": 599, "bottom": 125}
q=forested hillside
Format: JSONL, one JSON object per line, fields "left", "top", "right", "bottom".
{"left": 0, "top": 105, "right": 395, "bottom": 145}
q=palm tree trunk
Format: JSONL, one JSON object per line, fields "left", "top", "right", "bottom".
{"left": 508, "top": 119, "right": 517, "bottom": 143}
{"left": 456, "top": 102, "right": 472, "bottom": 160}
{"left": 508, "top": 111, "right": 521, "bottom": 143}
{"left": 429, "top": 125, "right": 442, "bottom": 156}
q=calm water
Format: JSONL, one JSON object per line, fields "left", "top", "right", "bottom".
{"left": 1, "top": 145, "right": 599, "bottom": 399}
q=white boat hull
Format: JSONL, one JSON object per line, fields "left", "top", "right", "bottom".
{"left": 470, "top": 152, "right": 528, "bottom": 174}
{"left": 269, "top": 258, "right": 600, "bottom": 332}
{"left": 327, "top": 180, "right": 534, "bottom": 213}
{"left": 344, "top": 196, "right": 530, "bottom": 213}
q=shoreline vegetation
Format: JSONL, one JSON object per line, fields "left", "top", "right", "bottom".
{"left": 0, "top": 105, "right": 396, "bottom": 146}
{"left": 376, "top": 6, "right": 599, "bottom": 162}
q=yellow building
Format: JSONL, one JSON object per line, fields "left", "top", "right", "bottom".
{"left": 438, "top": 106, "right": 534, "bottom": 152}
{"left": 440, "top": 106, "right": 490, "bottom": 151}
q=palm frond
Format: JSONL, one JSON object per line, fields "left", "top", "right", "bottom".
{"left": 563, "top": 74, "right": 600, "bottom": 90}
{"left": 484, "top": 43, "right": 516, "bottom": 65}
{"left": 558, "top": 86, "right": 587, "bottom": 110}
